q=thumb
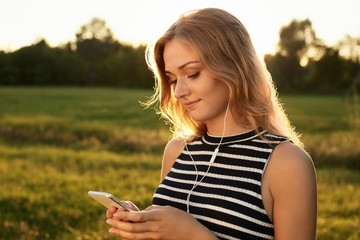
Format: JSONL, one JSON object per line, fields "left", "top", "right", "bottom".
{"left": 123, "top": 201, "right": 140, "bottom": 211}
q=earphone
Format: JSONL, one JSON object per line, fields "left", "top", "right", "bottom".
{"left": 180, "top": 101, "right": 230, "bottom": 213}
{"left": 209, "top": 147, "right": 219, "bottom": 164}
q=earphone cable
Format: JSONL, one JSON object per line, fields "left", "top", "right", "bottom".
{"left": 181, "top": 101, "right": 230, "bottom": 213}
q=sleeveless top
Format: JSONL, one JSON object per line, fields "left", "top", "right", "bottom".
{"left": 152, "top": 129, "right": 289, "bottom": 240}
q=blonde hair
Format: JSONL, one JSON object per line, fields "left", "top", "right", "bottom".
{"left": 145, "top": 8, "right": 303, "bottom": 147}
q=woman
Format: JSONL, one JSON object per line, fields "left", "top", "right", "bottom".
{"left": 106, "top": 8, "right": 317, "bottom": 240}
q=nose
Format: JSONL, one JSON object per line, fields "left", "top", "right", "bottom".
{"left": 174, "top": 78, "right": 190, "bottom": 99}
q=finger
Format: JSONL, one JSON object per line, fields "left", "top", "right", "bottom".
{"left": 113, "top": 211, "right": 145, "bottom": 222}
{"left": 106, "top": 219, "right": 156, "bottom": 233}
{"left": 115, "top": 207, "right": 127, "bottom": 213}
{"left": 106, "top": 206, "right": 117, "bottom": 219}
{"left": 123, "top": 201, "right": 140, "bottom": 211}
{"left": 109, "top": 226, "right": 158, "bottom": 239}
{"left": 112, "top": 208, "right": 128, "bottom": 221}
{"left": 113, "top": 209, "right": 161, "bottom": 223}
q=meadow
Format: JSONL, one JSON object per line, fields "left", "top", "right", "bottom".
{"left": 0, "top": 87, "right": 359, "bottom": 240}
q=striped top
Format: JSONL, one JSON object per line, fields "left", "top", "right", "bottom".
{"left": 152, "top": 129, "right": 289, "bottom": 240}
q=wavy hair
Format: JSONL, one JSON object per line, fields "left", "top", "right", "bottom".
{"left": 145, "top": 8, "right": 302, "bottom": 147}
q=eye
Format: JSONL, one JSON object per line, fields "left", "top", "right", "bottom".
{"left": 165, "top": 74, "right": 177, "bottom": 85}
{"left": 187, "top": 71, "right": 200, "bottom": 79}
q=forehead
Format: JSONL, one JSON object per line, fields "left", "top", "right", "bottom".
{"left": 163, "top": 39, "right": 200, "bottom": 71}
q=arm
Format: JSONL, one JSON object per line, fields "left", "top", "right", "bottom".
{"left": 266, "top": 142, "right": 317, "bottom": 239}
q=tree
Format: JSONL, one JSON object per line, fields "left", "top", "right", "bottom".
{"left": 336, "top": 34, "right": 360, "bottom": 63}
{"left": 9, "top": 39, "right": 55, "bottom": 85}
{"left": 75, "top": 17, "right": 121, "bottom": 62}
{"left": 307, "top": 47, "right": 360, "bottom": 91}
{"left": 75, "top": 17, "right": 122, "bottom": 83}
{"left": 0, "top": 50, "right": 20, "bottom": 84}
{"left": 76, "top": 17, "right": 114, "bottom": 42}
{"left": 277, "top": 19, "right": 320, "bottom": 64}
{"left": 265, "top": 19, "right": 322, "bottom": 90}
{"left": 99, "top": 45, "right": 153, "bottom": 87}
{"left": 307, "top": 48, "right": 344, "bottom": 89}
{"left": 306, "top": 35, "right": 360, "bottom": 91}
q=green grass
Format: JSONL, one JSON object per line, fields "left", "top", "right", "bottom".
{"left": 316, "top": 168, "right": 360, "bottom": 240}
{"left": 281, "top": 94, "right": 360, "bottom": 168}
{"left": 0, "top": 87, "right": 359, "bottom": 239}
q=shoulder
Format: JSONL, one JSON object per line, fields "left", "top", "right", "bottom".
{"left": 266, "top": 142, "right": 316, "bottom": 189}
{"left": 163, "top": 137, "right": 186, "bottom": 160}
{"left": 269, "top": 142, "right": 315, "bottom": 176}
{"left": 161, "top": 138, "right": 186, "bottom": 180}
{"left": 265, "top": 142, "right": 317, "bottom": 238}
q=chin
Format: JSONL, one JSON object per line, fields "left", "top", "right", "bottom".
{"left": 188, "top": 112, "right": 212, "bottom": 123}
{"left": 188, "top": 112, "right": 204, "bottom": 122}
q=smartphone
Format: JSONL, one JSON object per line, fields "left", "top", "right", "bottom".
{"left": 88, "top": 191, "right": 139, "bottom": 211}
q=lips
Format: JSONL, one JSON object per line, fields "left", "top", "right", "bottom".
{"left": 185, "top": 99, "right": 200, "bottom": 109}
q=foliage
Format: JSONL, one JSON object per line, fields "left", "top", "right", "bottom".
{"left": 0, "top": 18, "right": 153, "bottom": 88}
{"left": 277, "top": 18, "right": 318, "bottom": 63}
{"left": 75, "top": 17, "right": 114, "bottom": 42}
{"left": 0, "top": 87, "right": 359, "bottom": 239}
{"left": 264, "top": 19, "right": 360, "bottom": 92}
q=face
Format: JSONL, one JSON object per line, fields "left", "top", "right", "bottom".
{"left": 163, "top": 38, "right": 230, "bottom": 125}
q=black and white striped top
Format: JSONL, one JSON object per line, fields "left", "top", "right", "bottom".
{"left": 152, "top": 129, "right": 289, "bottom": 240}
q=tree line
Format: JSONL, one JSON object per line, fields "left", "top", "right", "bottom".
{"left": 264, "top": 19, "right": 360, "bottom": 93}
{"left": 0, "top": 18, "right": 153, "bottom": 88}
{"left": 0, "top": 17, "right": 359, "bottom": 92}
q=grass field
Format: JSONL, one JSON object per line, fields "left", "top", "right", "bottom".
{"left": 0, "top": 87, "right": 359, "bottom": 240}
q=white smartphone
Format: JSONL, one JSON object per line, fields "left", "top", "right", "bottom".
{"left": 88, "top": 191, "right": 139, "bottom": 211}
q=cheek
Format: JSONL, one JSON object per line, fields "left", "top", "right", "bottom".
{"left": 205, "top": 82, "right": 229, "bottom": 112}
{"left": 211, "top": 81, "right": 229, "bottom": 100}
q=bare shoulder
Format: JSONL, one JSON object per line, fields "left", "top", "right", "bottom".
{"left": 266, "top": 141, "right": 317, "bottom": 239}
{"left": 161, "top": 138, "right": 185, "bottom": 180}
{"left": 269, "top": 142, "right": 315, "bottom": 177}
{"left": 163, "top": 137, "right": 186, "bottom": 161}
{"left": 266, "top": 142, "right": 316, "bottom": 190}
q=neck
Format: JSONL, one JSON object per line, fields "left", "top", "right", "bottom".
{"left": 206, "top": 112, "right": 252, "bottom": 136}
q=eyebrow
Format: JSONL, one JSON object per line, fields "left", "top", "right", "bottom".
{"left": 165, "top": 60, "right": 200, "bottom": 74}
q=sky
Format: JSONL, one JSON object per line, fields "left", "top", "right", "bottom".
{"left": 0, "top": 0, "right": 359, "bottom": 58}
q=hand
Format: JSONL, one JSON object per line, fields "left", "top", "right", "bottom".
{"left": 106, "top": 205, "right": 218, "bottom": 240}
